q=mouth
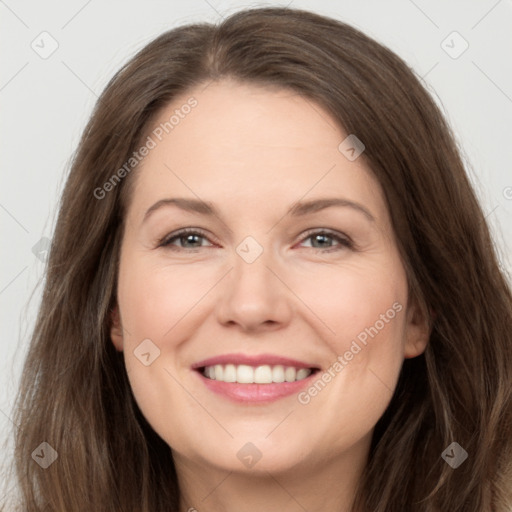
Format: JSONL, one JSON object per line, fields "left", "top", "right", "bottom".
{"left": 199, "top": 363, "right": 317, "bottom": 383}
{"left": 192, "top": 354, "right": 321, "bottom": 403}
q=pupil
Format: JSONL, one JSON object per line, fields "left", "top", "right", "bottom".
{"left": 184, "top": 234, "right": 200, "bottom": 246}
{"left": 314, "top": 234, "right": 330, "bottom": 247}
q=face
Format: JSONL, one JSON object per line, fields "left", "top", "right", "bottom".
{"left": 111, "top": 79, "right": 428, "bottom": 476}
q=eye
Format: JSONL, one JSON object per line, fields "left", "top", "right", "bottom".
{"left": 298, "top": 229, "right": 353, "bottom": 252}
{"left": 159, "top": 228, "right": 213, "bottom": 250}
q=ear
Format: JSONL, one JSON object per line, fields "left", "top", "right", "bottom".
{"left": 110, "top": 304, "right": 124, "bottom": 352}
{"left": 403, "top": 297, "right": 430, "bottom": 359}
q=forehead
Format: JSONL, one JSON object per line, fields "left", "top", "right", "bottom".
{"left": 153, "top": 80, "right": 344, "bottom": 161}
{"left": 127, "top": 80, "right": 385, "bottom": 221}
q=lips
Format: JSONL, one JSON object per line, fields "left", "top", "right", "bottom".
{"left": 192, "top": 353, "right": 320, "bottom": 403}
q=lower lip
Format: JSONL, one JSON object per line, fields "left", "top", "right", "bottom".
{"left": 195, "top": 370, "right": 317, "bottom": 403}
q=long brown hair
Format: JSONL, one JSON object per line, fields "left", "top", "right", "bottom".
{"left": 5, "top": 7, "right": 512, "bottom": 511}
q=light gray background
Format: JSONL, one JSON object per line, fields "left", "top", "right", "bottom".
{"left": 1, "top": 0, "right": 511, "bottom": 498}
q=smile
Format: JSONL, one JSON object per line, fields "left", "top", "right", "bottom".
{"left": 202, "top": 364, "right": 313, "bottom": 383}
{"left": 192, "top": 353, "right": 320, "bottom": 403}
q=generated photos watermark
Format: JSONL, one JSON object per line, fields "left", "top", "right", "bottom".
{"left": 298, "top": 301, "right": 403, "bottom": 405}
{"left": 94, "top": 97, "right": 198, "bottom": 200}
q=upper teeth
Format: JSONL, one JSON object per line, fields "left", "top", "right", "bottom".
{"left": 203, "top": 364, "right": 312, "bottom": 384}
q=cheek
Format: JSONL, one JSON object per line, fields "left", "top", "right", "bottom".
{"left": 290, "top": 258, "right": 408, "bottom": 411}
{"left": 118, "top": 254, "right": 212, "bottom": 343}
{"left": 289, "top": 257, "right": 407, "bottom": 346}
{"left": 116, "top": 253, "right": 220, "bottom": 437}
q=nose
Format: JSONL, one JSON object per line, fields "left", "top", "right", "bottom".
{"left": 215, "top": 245, "right": 293, "bottom": 333}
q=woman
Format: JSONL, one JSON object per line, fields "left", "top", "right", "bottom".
{"left": 7, "top": 6, "right": 512, "bottom": 511}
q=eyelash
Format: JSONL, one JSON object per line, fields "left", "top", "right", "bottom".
{"left": 158, "top": 227, "right": 354, "bottom": 253}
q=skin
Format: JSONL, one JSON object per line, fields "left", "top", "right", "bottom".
{"left": 110, "top": 79, "right": 429, "bottom": 512}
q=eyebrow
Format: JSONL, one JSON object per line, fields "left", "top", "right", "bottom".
{"left": 143, "top": 197, "right": 375, "bottom": 225}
